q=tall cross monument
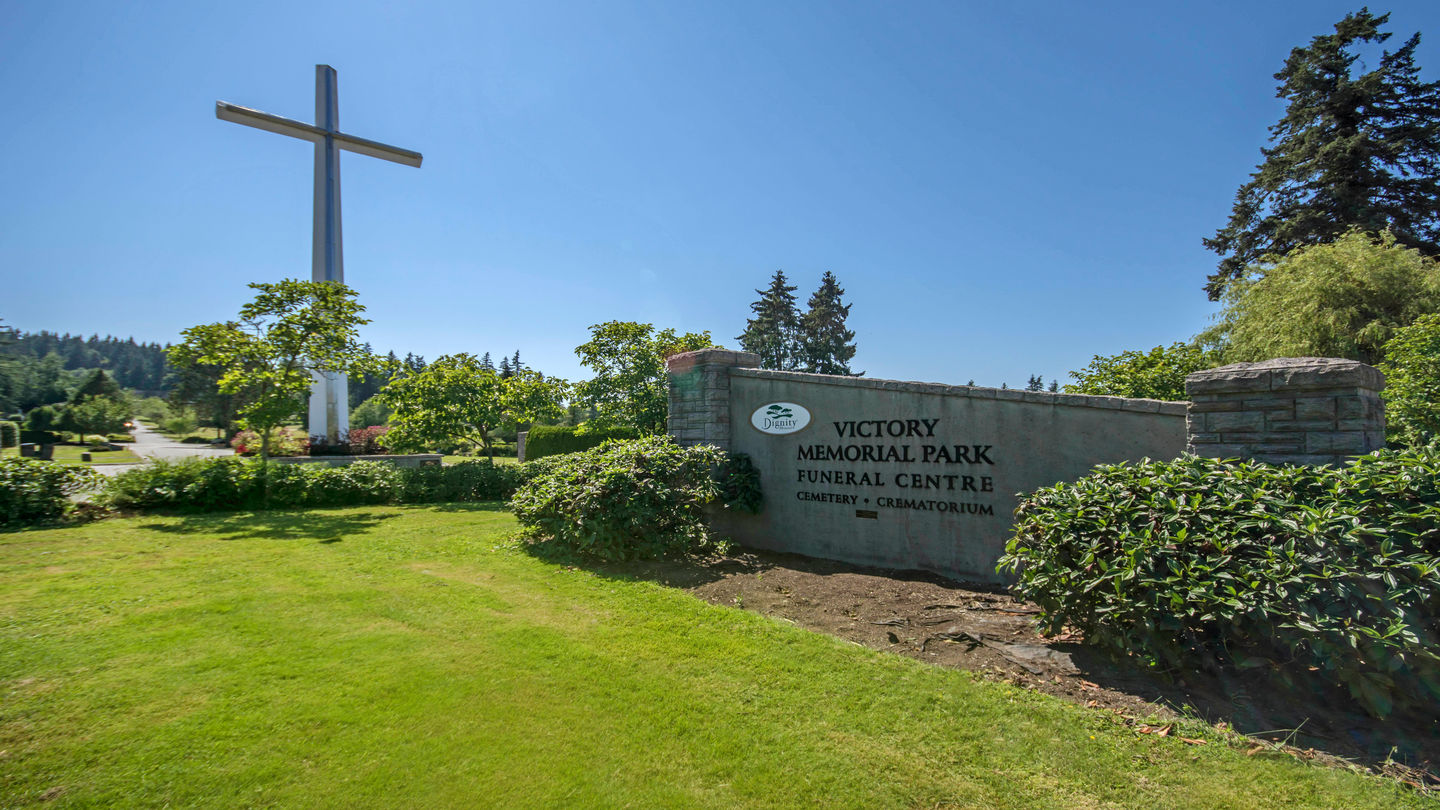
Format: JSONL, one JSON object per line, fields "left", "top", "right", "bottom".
{"left": 216, "top": 64, "right": 422, "bottom": 443}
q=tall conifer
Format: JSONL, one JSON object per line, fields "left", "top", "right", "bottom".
{"left": 799, "top": 271, "right": 859, "bottom": 375}
{"left": 738, "top": 270, "right": 800, "bottom": 370}
{"left": 1204, "top": 9, "right": 1440, "bottom": 300}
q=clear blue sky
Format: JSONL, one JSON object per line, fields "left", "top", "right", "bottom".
{"left": 3, "top": 1, "right": 1438, "bottom": 388}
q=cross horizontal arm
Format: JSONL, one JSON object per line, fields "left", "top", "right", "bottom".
{"left": 215, "top": 101, "right": 423, "bottom": 168}
{"left": 216, "top": 101, "right": 323, "bottom": 143}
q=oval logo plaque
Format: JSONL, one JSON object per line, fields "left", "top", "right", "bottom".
{"left": 751, "top": 402, "right": 811, "bottom": 435}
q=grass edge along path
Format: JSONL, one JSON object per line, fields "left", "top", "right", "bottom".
{"left": 0, "top": 506, "right": 1424, "bottom": 809}
{"left": 0, "top": 446, "right": 142, "bottom": 466}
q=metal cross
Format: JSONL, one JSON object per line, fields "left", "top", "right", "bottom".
{"left": 216, "top": 65, "right": 421, "bottom": 443}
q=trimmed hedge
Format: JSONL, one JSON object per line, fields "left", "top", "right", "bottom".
{"left": 103, "top": 457, "right": 529, "bottom": 513}
{"left": 999, "top": 451, "right": 1440, "bottom": 718}
{"left": 0, "top": 421, "right": 18, "bottom": 448}
{"left": 0, "top": 457, "right": 102, "bottom": 528}
{"left": 524, "top": 425, "right": 639, "bottom": 461}
{"left": 20, "top": 430, "right": 63, "bottom": 445}
{"left": 510, "top": 436, "right": 723, "bottom": 560}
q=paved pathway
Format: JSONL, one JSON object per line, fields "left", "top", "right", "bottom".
{"left": 129, "top": 421, "right": 235, "bottom": 462}
{"left": 92, "top": 422, "right": 235, "bottom": 477}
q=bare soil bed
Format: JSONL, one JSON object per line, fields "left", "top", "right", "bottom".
{"left": 595, "top": 547, "right": 1440, "bottom": 790}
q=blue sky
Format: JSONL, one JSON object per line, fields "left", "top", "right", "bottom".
{"left": 3, "top": 1, "right": 1438, "bottom": 388}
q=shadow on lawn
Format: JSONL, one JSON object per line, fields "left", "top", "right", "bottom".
{"left": 139, "top": 509, "right": 402, "bottom": 542}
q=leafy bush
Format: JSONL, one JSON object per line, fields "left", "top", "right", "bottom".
{"left": 510, "top": 436, "right": 723, "bottom": 560}
{"left": 999, "top": 452, "right": 1440, "bottom": 718}
{"left": 1063, "top": 342, "right": 1220, "bottom": 401}
{"left": 1380, "top": 313, "right": 1440, "bottom": 448}
{"left": 398, "top": 460, "right": 524, "bottom": 503}
{"left": 716, "top": 453, "right": 763, "bottom": 513}
{"left": 107, "top": 433, "right": 135, "bottom": 443}
{"left": 524, "top": 424, "right": 639, "bottom": 461}
{"left": 0, "top": 421, "right": 18, "bottom": 448}
{"left": 232, "top": 427, "right": 309, "bottom": 457}
{"left": 0, "top": 457, "right": 102, "bottom": 528}
{"left": 23, "top": 405, "right": 63, "bottom": 432}
{"left": 104, "top": 457, "right": 530, "bottom": 513}
{"left": 162, "top": 414, "right": 197, "bottom": 436}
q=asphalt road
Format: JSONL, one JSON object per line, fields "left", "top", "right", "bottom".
{"left": 129, "top": 421, "right": 235, "bottom": 462}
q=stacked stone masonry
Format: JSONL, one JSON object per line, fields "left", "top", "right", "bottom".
{"left": 1184, "top": 357, "right": 1385, "bottom": 467}
{"left": 666, "top": 349, "right": 760, "bottom": 452}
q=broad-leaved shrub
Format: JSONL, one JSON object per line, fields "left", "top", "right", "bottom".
{"left": 1000, "top": 451, "right": 1440, "bottom": 718}
{"left": 510, "top": 436, "right": 723, "bottom": 560}
{"left": 0, "top": 457, "right": 101, "bottom": 528}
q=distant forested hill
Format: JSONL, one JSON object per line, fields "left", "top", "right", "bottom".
{"left": 0, "top": 330, "right": 172, "bottom": 412}
{"left": 9, "top": 331, "right": 170, "bottom": 390}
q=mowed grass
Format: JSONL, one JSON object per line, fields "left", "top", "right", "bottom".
{"left": 1, "top": 446, "right": 141, "bottom": 465}
{"left": 0, "top": 508, "right": 1422, "bottom": 809}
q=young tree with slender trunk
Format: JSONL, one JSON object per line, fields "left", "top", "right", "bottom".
{"left": 168, "top": 280, "right": 376, "bottom": 460}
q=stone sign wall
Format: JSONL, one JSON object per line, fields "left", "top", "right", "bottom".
{"left": 667, "top": 350, "right": 1187, "bottom": 584}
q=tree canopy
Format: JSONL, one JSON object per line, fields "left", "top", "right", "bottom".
{"left": 1204, "top": 230, "right": 1440, "bottom": 366}
{"left": 1064, "top": 342, "right": 1222, "bottom": 401}
{"left": 798, "top": 271, "right": 860, "bottom": 375}
{"left": 738, "top": 270, "right": 800, "bottom": 370}
{"left": 1378, "top": 313, "right": 1440, "bottom": 448}
{"left": 1204, "top": 9, "right": 1440, "bottom": 300}
{"left": 380, "top": 353, "right": 567, "bottom": 460}
{"left": 168, "top": 280, "right": 376, "bottom": 459}
{"left": 574, "top": 322, "right": 714, "bottom": 434}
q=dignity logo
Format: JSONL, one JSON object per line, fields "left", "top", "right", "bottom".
{"left": 751, "top": 402, "right": 811, "bottom": 435}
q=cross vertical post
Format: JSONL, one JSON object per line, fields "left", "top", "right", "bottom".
{"left": 310, "top": 65, "right": 347, "bottom": 444}
{"left": 215, "top": 65, "right": 422, "bottom": 445}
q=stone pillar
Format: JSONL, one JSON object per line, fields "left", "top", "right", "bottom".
{"left": 516, "top": 431, "right": 528, "bottom": 463}
{"left": 665, "top": 349, "right": 760, "bottom": 451}
{"left": 1185, "top": 357, "right": 1385, "bottom": 466}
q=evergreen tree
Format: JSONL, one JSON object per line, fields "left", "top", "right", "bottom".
{"left": 511, "top": 350, "right": 522, "bottom": 373}
{"left": 737, "top": 270, "right": 800, "bottom": 370}
{"left": 498, "top": 356, "right": 513, "bottom": 378}
{"left": 1048, "top": 380, "right": 1059, "bottom": 393}
{"left": 1204, "top": 9, "right": 1440, "bottom": 300}
{"left": 69, "top": 369, "right": 124, "bottom": 404}
{"left": 1025, "top": 375, "right": 1044, "bottom": 392}
{"left": 480, "top": 352, "right": 495, "bottom": 371}
{"left": 798, "top": 271, "right": 860, "bottom": 375}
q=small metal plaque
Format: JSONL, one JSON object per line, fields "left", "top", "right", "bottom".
{"left": 855, "top": 509, "right": 878, "bottom": 519}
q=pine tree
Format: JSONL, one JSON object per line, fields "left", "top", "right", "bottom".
{"left": 480, "top": 352, "right": 494, "bottom": 371}
{"left": 511, "top": 350, "right": 522, "bottom": 373}
{"left": 498, "top": 356, "right": 512, "bottom": 378}
{"left": 737, "top": 270, "right": 800, "bottom": 370}
{"left": 798, "top": 271, "right": 860, "bottom": 375}
{"left": 1204, "top": 9, "right": 1440, "bottom": 300}
{"left": 1049, "top": 380, "right": 1059, "bottom": 393}
{"left": 1025, "top": 375, "right": 1044, "bottom": 392}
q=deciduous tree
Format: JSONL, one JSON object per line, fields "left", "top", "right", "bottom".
{"left": 380, "top": 353, "right": 568, "bottom": 462}
{"left": 1065, "top": 342, "right": 1221, "bottom": 401}
{"left": 168, "top": 280, "right": 376, "bottom": 460}
{"left": 574, "top": 322, "right": 714, "bottom": 434}
{"left": 1204, "top": 230, "right": 1440, "bottom": 365}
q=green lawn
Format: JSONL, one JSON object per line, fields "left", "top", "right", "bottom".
{"left": 1, "top": 445, "right": 141, "bottom": 465}
{"left": 0, "top": 507, "right": 1421, "bottom": 809}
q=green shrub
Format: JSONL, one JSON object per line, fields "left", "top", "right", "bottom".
{"left": 716, "top": 453, "right": 764, "bottom": 513}
{"left": 107, "top": 433, "right": 135, "bottom": 443}
{"left": 1380, "top": 312, "right": 1440, "bottom": 448}
{"left": 0, "top": 421, "right": 18, "bottom": 448}
{"left": 524, "top": 424, "right": 639, "bottom": 461}
{"left": 399, "top": 460, "right": 524, "bottom": 503}
{"left": 510, "top": 436, "right": 723, "bottom": 560}
{"left": 162, "top": 414, "right": 197, "bottom": 436}
{"left": 0, "top": 457, "right": 102, "bottom": 528}
{"left": 999, "top": 452, "right": 1440, "bottom": 718}
{"left": 104, "top": 457, "right": 532, "bottom": 513}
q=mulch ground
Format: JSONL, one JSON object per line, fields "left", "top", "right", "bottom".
{"left": 594, "top": 547, "right": 1440, "bottom": 791}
